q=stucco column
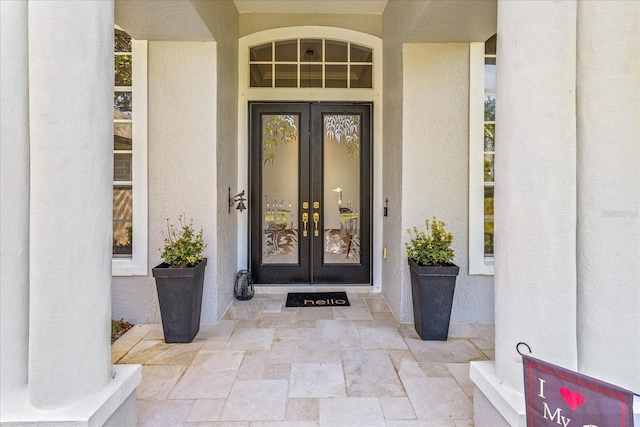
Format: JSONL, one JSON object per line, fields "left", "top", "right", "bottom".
{"left": 576, "top": 0, "right": 640, "bottom": 394}
{"left": 0, "top": 0, "right": 30, "bottom": 412}
{"left": 493, "top": 0, "right": 578, "bottom": 392}
{"left": 28, "top": 0, "right": 114, "bottom": 409}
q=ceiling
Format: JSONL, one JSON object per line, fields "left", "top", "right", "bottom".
{"left": 233, "top": 0, "right": 388, "bottom": 14}
{"left": 115, "top": 0, "right": 496, "bottom": 43}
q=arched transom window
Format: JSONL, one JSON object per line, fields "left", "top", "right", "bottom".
{"left": 249, "top": 39, "right": 373, "bottom": 88}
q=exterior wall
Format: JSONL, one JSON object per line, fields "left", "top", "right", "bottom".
{"left": 381, "top": 0, "right": 429, "bottom": 323}
{"left": 115, "top": 0, "right": 213, "bottom": 41}
{"left": 112, "top": 41, "right": 219, "bottom": 323}
{"left": 402, "top": 43, "right": 494, "bottom": 323}
{"left": 239, "top": 13, "right": 381, "bottom": 38}
{"left": 112, "top": 0, "right": 239, "bottom": 324}
{"left": 191, "top": 0, "right": 240, "bottom": 319}
{"left": 382, "top": 1, "right": 494, "bottom": 324}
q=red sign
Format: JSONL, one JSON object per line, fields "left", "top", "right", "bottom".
{"left": 523, "top": 354, "right": 634, "bottom": 427}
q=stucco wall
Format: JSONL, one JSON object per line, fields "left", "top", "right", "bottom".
{"left": 111, "top": 41, "right": 218, "bottom": 324}
{"left": 381, "top": 2, "right": 493, "bottom": 324}
{"left": 239, "top": 13, "right": 381, "bottom": 38}
{"left": 381, "top": 0, "right": 429, "bottom": 323}
{"left": 112, "top": 0, "right": 239, "bottom": 324}
{"left": 191, "top": 0, "right": 240, "bottom": 319}
{"left": 402, "top": 43, "right": 494, "bottom": 323}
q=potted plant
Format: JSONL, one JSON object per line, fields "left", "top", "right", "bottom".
{"left": 405, "top": 217, "right": 459, "bottom": 340}
{"left": 152, "top": 214, "right": 207, "bottom": 343}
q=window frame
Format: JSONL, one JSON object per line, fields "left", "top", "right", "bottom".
{"left": 112, "top": 38, "right": 148, "bottom": 276}
{"left": 248, "top": 38, "right": 374, "bottom": 89}
{"left": 469, "top": 42, "right": 494, "bottom": 275}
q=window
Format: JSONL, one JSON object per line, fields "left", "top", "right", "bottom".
{"left": 249, "top": 39, "right": 373, "bottom": 88}
{"left": 113, "top": 27, "right": 148, "bottom": 276}
{"left": 469, "top": 34, "right": 496, "bottom": 275}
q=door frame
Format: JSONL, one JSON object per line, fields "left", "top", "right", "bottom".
{"left": 237, "top": 27, "right": 383, "bottom": 290}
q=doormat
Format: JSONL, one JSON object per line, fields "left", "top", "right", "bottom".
{"left": 286, "top": 292, "right": 350, "bottom": 307}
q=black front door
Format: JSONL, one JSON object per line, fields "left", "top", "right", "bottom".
{"left": 249, "top": 102, "right": 372, "bottom": 284}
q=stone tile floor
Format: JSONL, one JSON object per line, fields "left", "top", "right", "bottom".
{"left": 112, "top": 287, "right": 494, "bottom": 426}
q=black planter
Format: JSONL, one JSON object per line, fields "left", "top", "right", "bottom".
{"left": 152, "top": 258, "right": 207, "bottom": 343}
{"left": 408, "top": 258, "right": 459, "bottom": 340}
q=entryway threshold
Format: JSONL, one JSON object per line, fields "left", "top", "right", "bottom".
{"left": 254, "top": 284, "right": 374, "bottom": 294}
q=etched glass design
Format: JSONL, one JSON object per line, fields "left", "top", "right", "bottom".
{"left": 323, "top": 114, "right": 361, "bottom": 264}
{"left": 261, "top": 115, "right": 300, "bottom": 264}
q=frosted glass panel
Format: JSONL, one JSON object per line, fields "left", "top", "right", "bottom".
{"left": 261, "top": 115, "right": 299, "bottom": 264}
{"left": 323, "top": 114, "right": 360, "bottom": 264}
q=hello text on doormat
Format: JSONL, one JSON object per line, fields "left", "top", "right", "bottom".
{"left": 285, "top": 292, "right": 350, "bottom": 307}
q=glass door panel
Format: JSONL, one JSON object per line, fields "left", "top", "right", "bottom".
{"left": 323, "top": 114, "right": 361, "bottom": 265}
{"left": 261, "top": 114, "right": 299, "bottom": 265}
{"left": 250, "top": 104, "right": 310, "bottom": 284}
{"left": 311, "top": 104, "right": 371, "bottom": 284}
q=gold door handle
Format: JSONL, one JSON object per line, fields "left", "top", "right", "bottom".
{"left": 302, "top": 213, "right": 309, "bottom": 237}
{"left": 313, "top": 212, "right": 319, "bottom": 237}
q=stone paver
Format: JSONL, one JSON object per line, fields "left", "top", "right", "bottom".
{"left": 113, "top": 287, "right": 493, "bottom": 426}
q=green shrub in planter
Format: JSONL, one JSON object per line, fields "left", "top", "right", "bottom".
{"left": 405, "top": 217, "right": 458, "bottom": 340}
{"left": 153, "top": 214, "right": 207, "bottom": 343}
{"left": 405, "top": 216, "right": 455, "bottom": 266}
{"left": 160, "top": 214, "right": 206, "bottom": 268}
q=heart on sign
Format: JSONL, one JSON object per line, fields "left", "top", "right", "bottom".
{"left": 560, "top": 387, "right": 585, "bottom": 410}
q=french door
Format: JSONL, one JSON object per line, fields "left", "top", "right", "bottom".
{"left": 249, "top": 102, "right": 372, "bottom": 284}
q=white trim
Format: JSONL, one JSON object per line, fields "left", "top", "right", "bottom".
{"left": 113, "top": 39, "right": 148, "bottom": 276}
{"left": 238, "top": 27, "right": 383, "bottom": 291}
{"left": 469, "top": 42, "right": 494, "bottom": 275}
{"left": 248, "top": 38, "right": 372, "bottom": 89}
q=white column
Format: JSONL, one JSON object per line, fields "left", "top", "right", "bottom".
{"left": 0, "top": 0, "right": 30, "bottom": 411}
{"left": 576, "top": 0, "right": 640, "bottom": 394}
{"left": 28, "top": 0, "right": 114, "bottom": 409}
{"left": 494, "top": 0, "right": 578, "bottom": 392}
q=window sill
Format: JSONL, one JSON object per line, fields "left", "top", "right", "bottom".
{"left": 469, "top": 257, "right": 494, "bottom": 276}
{"left": 112, "top": 258, "right": 148, "bottom": 277}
